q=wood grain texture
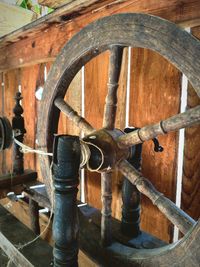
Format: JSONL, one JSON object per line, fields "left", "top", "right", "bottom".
{"left": 3, "top": 69, "right": 18, "bottom": 174}
{"left": 21, "top": 65, "right": 45, "bottom": 171}
{"left": 129, "top": 48, "right": 181, "bottom": 242}
{"left": 58, "top": 70, "right": 82, "bottom": 136}
{"left": 181, "top": 26, "right": 200, "bottom": 221}
{"left": 0, "top": 199, "right": 98, "bottom": 266}
{"left": 1, "top": 0, "right": 200, "bottom": 71}
{"left": 84, "top": 50, "right": 128, "bottom": 219}
{"left": 0, "top": 2, "right": 35, "bottom": 38}
{"left": 39, "top": 0, "right": 73, "bottom": 8}
{"left": 84, "top": 51, "right": 109, "bottom": 211}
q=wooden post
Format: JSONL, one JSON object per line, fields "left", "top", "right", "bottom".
{"left": 121, "top": 128, "right": 142, "bottom": 237}
{"left": 53, "top": 135, "right": 80, "bottom": 267}
{"left": 29, "top": 198, "right": 40, "bottom": 235}
{"left": 12, "top": 92, "right": 26, "bottom": 174}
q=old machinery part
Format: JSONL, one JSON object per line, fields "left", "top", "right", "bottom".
{"left": 38, "top": 13, "right": 200, "bottom": 267}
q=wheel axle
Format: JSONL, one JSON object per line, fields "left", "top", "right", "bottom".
{"left": 81, "top": 128, "right": 129, "bottom": 172}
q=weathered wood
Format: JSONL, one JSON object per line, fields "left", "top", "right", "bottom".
{"left": 0, "top": 198, "right": 98, "bottom": 266}
{"left": 101, "top": 46, "right": 123, "bottom": 246}
{"left": 0, "top": 170, "right": 37, "bottom": 189}
{"left": 78, "top": 204, "right": 200, "bottom": 267}
{"left": 128, "top": 48, "right": 181, "bottom": 242}
{"left": 0, "top": 205, "right": 52, "bottom": 267}
{"left": 0, "top": 2, "right": 35, "bottom": 38}
{"left": 118, "top": 160, "right": 196, "bottom": 235}
{"left": 29, "top": 198, "right": 40, "bottom": 235}
{"left": 181, "top": 26, "right": 200, "bottom": 221}
{"left": 0, "top": 248, "right": 16, "bottom": 267}
{"left": 57, "top": 70, "right": 82, "bottom": 137}
{"left": 101, "top": 172, "right": 112, "bottom": 246}
{"left": 37, "top": 13, "right": 200, "bottom": 246}
{"left": 84, "top": 49, "right": 127, "bottom": 219}
{"left": 103, "top": 46, "right": 123, "bottom": 129}
{"left": 24, "top": 185, "right": 51, "bottom": 209}
{"left": 55, "top": 97, "right": 94, "bottom": 134}
{"left": 118, "top": 105, "right": 200, "bottom": 147}
{"left": 84, "top": 51, "right": 109, "bottom": 211}
{"left": 21, "top": 65, "right": 43, "bottom": 171}
{"left": 34, "top": 63, "right": 46, "bottom": 183}
{"left": 39, "top": 0, "right": 73, "bottom": 8}
{"left": 3, "top": 69, "right": 19, "bottom": 173}
{"left": 1, "top": 1, "right": 200, "bottom": 71}
{"left": 0, "top": 232, "right": 34, "bottom": 267}
{"left": 38, "top": 12, "right": 200, "bottom": 208}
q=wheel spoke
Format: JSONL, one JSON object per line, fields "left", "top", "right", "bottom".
{"left": 103, "top": 46, "right": 123, "bottom": 130}
{"left": 54, "top": 97, "right": 95, "bottom": 135}
{"left": 118, "top": 160, "right": 196, "bottom": 235}
{"left": 117, "top": 105, "right": 200, "bottom": 147}
{"left": 101, "top": 172, "right": 112, "bottom": 246}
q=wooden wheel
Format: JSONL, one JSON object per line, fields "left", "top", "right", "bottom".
{"left": 38, "top": 13, "right": 200, "bottom": 266}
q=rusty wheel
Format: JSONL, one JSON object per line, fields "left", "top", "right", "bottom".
{"left": 38, "top": 13, "right": 200, "bottom": 266}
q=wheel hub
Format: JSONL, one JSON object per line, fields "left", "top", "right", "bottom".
{"left": 81, "top": 128, "right": 129, "bottom": 172}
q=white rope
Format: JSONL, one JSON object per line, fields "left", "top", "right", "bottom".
{"left": 14, "top": 138, "right": 53, "bottom": 156}
{"left": 17, "top": 162, "right": 54, "bottom": 251}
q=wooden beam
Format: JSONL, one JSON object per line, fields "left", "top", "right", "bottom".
{"left": 0, "top": 0, "right": 200, "bottom": 71}
{"left": 0, "top": 232, "right": 34, "bottom": 267}
{"left": 0, "top": 170, "right": 37, "bottom": 199}
{"left": 24, "top": 185, "right": 51, "bottom": 209}
{"left": 0, "top": 2, "right": 36, "bottom": 38}
{"left": 39, "top": 0, "right": 74, "bottom": 8}
{"left": 0, "top": 205, "right": 52, "bottom": 266}
{"left": 0, "top": 170, "right": 37, "bottom": 189}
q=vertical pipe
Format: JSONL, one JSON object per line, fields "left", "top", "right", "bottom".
{"left": 121, "top": 128, "right": 142, "bottom": 237}
{"left": 53, "top": 135, "right": 80, "bottom": 267}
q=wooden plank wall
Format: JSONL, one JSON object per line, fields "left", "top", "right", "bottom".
{"left": 0, "top": 0, "right": 200, "bottom": 245}
{"left": 181, "top": 26, "right": 200, "bottom": 221}
{"left": 129, "top": 48, "right": 181, "bottom": 242}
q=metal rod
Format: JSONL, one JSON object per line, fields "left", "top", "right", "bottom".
{"left": 117, "top": 105, "right": 200, "bottom": 148}
{"left": 118, "top": 160, "right": 196, "bottom": 235}
{"left": 54, "top": 97, "right": 94, "bottom": 135}
{"left": 101, "top": 172, "right": 112, "bottom": 246}
{"left": 103, "top": 46, "right": 123, "bottom": 129}
{"left": 52, "top": 135, "right": 80, "bottom": 267}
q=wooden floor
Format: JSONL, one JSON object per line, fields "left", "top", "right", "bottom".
{"left": 0, "top": 201, "right": 98, "bottom": 267}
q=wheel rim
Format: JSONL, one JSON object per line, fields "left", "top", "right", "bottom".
{"left": 38, "top": 13, "right": 200, "bottom": 266}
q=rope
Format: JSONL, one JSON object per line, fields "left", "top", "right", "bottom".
{"left": 14, "top": 138, "right": 53, "bottom": 156}
{"left": 5, "top": 140, "right": 54, "bottom": 266}
{"left": 17, "top": 162, "right": 54, "bottom": 250}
